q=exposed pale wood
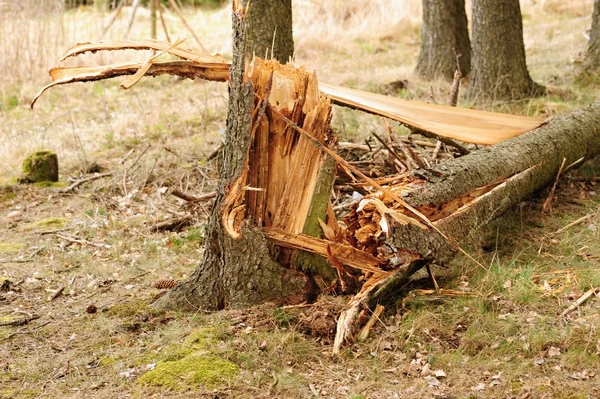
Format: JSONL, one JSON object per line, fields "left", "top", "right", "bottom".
{"left": 60, "top": 40, "right": 226, "bottom": 65}
{"left": 319, "top": 82, "right": 545, "bottom": 145}
{"left": 561, "top": 287, "right": 600, "bottom": 316}
{"left": 36, "top": 40, "right": 543, "bottom": 148}
{"left": 262, "top": 228, "right": 384, "bottom": 275}
{"left": 31, "top": 61, "right": 229, "bottom": 108}
{"left": 357, "top": 304, "right": 385, "bottom": 341}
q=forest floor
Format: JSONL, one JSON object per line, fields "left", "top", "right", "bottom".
{"left": 2, "top": 1, "right": 600, "bottom": 398}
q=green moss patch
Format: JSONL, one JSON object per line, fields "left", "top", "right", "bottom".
{"left": 138, "top": 355, "right": 238, "bottom": 390}
{"left": 0, "top": 242, "right": 25, "bottom": 254}
{"left": 32, "top": 181, "right": 67, "bottom": 188}
{"left": 24, "top": 217, "right": 67, "bottom": 230}
{"left": 107, "top": 299, "right": 163, "bottom": 319}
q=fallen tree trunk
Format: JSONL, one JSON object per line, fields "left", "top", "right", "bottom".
{"left": 332, "top": 101, "right": 600, "bottom": 352}
{"left": 373, "top": 101, "right": 600, "bottom": 265}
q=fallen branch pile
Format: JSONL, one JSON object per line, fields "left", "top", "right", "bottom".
{"left": 32, "top": 39, "right": 600, "bottom": 354}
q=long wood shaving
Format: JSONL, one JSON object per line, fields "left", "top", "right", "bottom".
{"left": 319, "top": 82, "right": 545, "bottom": 145}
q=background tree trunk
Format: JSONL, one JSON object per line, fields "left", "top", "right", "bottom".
{"left": 584, "top": 0, "right": 600, "bottom": 71}
{"left": 156, "top": 1, "right": 307, "bottom": 311}
{"left": 467, "top": 0, "right": 544, "bottom": 101}
{"left": 246, "top": 0, "right": 294, "bottom": 62}
{"left": 414, "top": 0, "right": 470, "bottom": 80}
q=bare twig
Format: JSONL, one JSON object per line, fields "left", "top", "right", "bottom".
{"left": 413, "top": 128, "right": 470, "bottom": 155}
{"left": 171, "top": 189, "right": 216, "bottom": 202}
{"left": 149, "top": 215, "right": 192, "bottom": 232}
{"left": 448, "top": 70, "right": 462, "bottom": 107}
{"left": 562, "top": 287, "right": 600, "bottom": 316}
{"left": 158, "top": 3, "right": 172, "bottom": 43}
{"left": 0, "top": 314, "right": 40, "bottom": 327}
{"left": 425, "top": 263, "right": 440, "bottom": 292}
{"left": 0, "top": 247, "right": 44, "bottom": 264}
{"left": 99, "top": 0, "right": 125, "bottom": 40}
{"left": 0, "top": 321, "right": 50, "bottom": 342}
{"left": 552, "top": 213, "right": 595, "bottom": 235}
{"left": 49, "top": 286, "right": 65, "bottom": 301}
{"left": 124, "top": 0, "right": 142, "bottom": 39}
{"left": 56, "top": 234, "right": 111, "bottom": 249}
{"left": 167, "top": 0, "right": 207, "bottom": 52}
{"left": 62, "top": 172, "right": 113, "bottom": 193}
{"left": 542, "top": 157, "right": 567, "bottom": 214}
{"left": 371, "top": 131, "right": 407, "bottom": 169}
{"left": 357, "top": 304, "right": 385, "bottom": 341}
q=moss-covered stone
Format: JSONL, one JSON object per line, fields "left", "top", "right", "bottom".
{"left": 137, "top": 355, "right": 238, "bottom": 390}
{"left": 18, "top": 151, "right": 59, "bottom": 184}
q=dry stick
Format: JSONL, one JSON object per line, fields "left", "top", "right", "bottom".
{"left": 62, "top": 172, "right": 114, "bottom": 193}
{"left": 269, "top": 107, "right": 486, "bottom": 270}
{"left": 124, "top": 0, "right": 142, "bottom": 39}
{"left": 0, "top": 314, "right": 40, "bottom": 327}
{"left": 0, "top": 321, "right": 51, "bottom": 342}
{"left": 413, "top": 128, "right": 470, "bottom": 155}
{"left": 99, "top": 0, "right": 125, "bottom": 40}
{"left": 56, "top": 234, "right": 111, "bottom": 249}
{"left": 433, "top": 70, "right": 462, "bottom": 162}
{"left": 552, "top": 213, "right": 595, "bottom": 235}
{"left": 167, "top": 0, "right": 207, "bottom": 52}
{"left": 561, "top": 287, "right": 600, "bottom": 316}
{"left": 171, "top": 189, "right": 216, "bottom": 202}
{"left": 425, "top": 263, "right": 440, "bottom": 292}
{"left": 571, "top": 176, "right": 600, "bottom": 182}
{"left": 49, "top": 286, "right": 65, "bottom": 301}
{"left": 542, "top": 156, "right": 567, "bottom": 214}
{"left": 371, "top": 131, "right": 407, "bottom": 169}
{"left": 158, "top": 3, "right": 172, "bottom": 43}
{"left": 397, "top": 136, "right": 426, "bottom": 169}
{"left": 357, "top": 304, "right": 385, "bottom": 341}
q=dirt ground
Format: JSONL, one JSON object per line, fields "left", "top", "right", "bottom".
{"left": 2, "top": 1, "right": 600, "bottom": 398}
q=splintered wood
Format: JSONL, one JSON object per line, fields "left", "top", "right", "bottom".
{"left": 31, "top": 39, "right": 554, "bottom": 355}
{"left": 221, "top": 59, "right": 336, "bottom": 245}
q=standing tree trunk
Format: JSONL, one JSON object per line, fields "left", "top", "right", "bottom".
{"left": 584, "top": 0, "right": 600, "bottom": 71}
{"left": 246, "top": 0, "right": 294, "bottom": 62}
{"left": 467, "top": 0, "right": 544, "bottom": 101}
{"left": 414, "top": 0, "right": 471, "bottom": 81}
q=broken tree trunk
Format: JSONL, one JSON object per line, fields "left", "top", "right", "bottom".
{"left": 156, "top": 2, "right": 338, "bottom": 310}
{"left": 331, "top": 101, "right": 600, "bottom": 352}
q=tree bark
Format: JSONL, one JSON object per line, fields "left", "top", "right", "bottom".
{"left": 584, "top": 0, "right": 600, "bottom": 71}
{"left": 156, "top": 2, "right": 307, "bottom": 311}
{"left": 246, "top": 0, "right": 294, "bottom": 62}
{"left": 467, "top": 0, "right": 544, "bottom": 101}
{"left": 414, "top": 0, "right": 470, "bottom": 80}
{"left": 156, "top": 2, "right": 334, "bottom": 311}
{"left": 366, "top": 101, "right": 600, "bottom": 300}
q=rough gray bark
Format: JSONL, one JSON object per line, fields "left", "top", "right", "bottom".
{"left": 388, "top": 101, "right": 600, "bottom": 269}
{"left": 156, "top": 2, "right": 307, "bottom": 311}
{"left": 584, "top": 0, "right": 600, "bottom": 71}
{"left": 246, "top": 0, "right": 294, "bottom": 63}
{"left": 415, "top": 0, "right": 470, "bottom": 80}
{"left": 467, "top": 0, "right": 544, "bottom": 101}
